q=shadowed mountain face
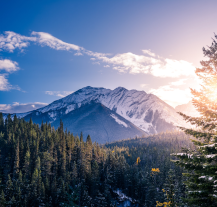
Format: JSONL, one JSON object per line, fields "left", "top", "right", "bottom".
{"left": 24, "top": 102, "right": 146, "bottom": 143}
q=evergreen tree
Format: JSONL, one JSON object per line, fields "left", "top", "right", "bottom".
{"left": 0, "top": 190, "right": 6, "bottom": 207}
{"left": 173, "top": 35, "right": 217, "bottom": 206}
{"left": 86, "top": 135, "right": 92, "bottom": 146}
{"left": 23, "top": 150, "right": 30, "bottom": 181}
{"left": 13, "top": 140, "right": 20, "bottom": 180}
{"left": 0, "top": 113, "right": 4, "bottom": 133}
{"left": 80, "top": 132, "right": 83, "bottom": 143}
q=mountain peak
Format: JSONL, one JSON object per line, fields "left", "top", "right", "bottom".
{"left": 114, "top": 86, "right": 128, "bottom": 92}
{"left": 81, "top": 86, "right": 106, "bottom": 90}
{"left": 76, "top": 86, "right": 110, "bottom": 93}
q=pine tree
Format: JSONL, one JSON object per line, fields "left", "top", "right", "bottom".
{"left": 5, "top": 175, "right": 13, "bottom": 202}
{"left": 90, "top": 160, "right": 99, "bottom": 197}
{"left": 161, "top": 169, "right": 180, "bottom": 207}
{"left": 13, "top": 140, "right": 20, "bottom": 180}
{"left": 80, "top": 132, "right": 83, "bottom": 143}
{"left": 173, "top": 35, "right": 217, "bottom": 206}
{"left": 23, "top": 150, "right": 30, "bottom": 182}
{"left": 0, "top": 113, "right": 4, "bottom": 133}
{"left": 72, "top": 161, "right": 78, "bottom": 184}
{"left": 0, "top": 190, "right": 6, "bottom": 207}
{"left": 86, "top": 135, "right": 92, "bottom": 146}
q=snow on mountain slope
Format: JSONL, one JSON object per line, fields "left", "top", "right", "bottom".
{"left": 7, "top": 86, "right": 189, "bottom": 134}
{"left": 110, "top": 114, "right": 128, "bottom": 128}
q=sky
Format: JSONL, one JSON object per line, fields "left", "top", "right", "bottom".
{"left": 1, "top": 0, "right": 217, "bottom": 113}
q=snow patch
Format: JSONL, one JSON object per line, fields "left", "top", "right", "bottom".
{"left": 114, "top": 189, "right": 132, "bottom": 202}
{"left": 65, "top": 105, "right": 75, "bottom": 114}
{"left": 48, "top": 112, "right": 57, "bottom": 121}
{"left": 110, "top": 114, "right": 128, "bottom": 128}
{"left": 200, "top": 144, "right": 216, "bottom": 148}
{"left": 172, "top": 153, "right": 193, "bottom": 158}
{"left": 206, "top": 154, "right": 217, "bottom": 158}
{"left": 198, "top": 176, "right": 213, "bottom": 181}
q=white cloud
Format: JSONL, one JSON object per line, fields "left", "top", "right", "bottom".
{"left": 171, "top": 79, "right": 187, "bottom": 86}
{"left": 0, "top": 74, "right": 11, "bottom": 91}
{"left": 0, "top": 31, "right": 196, "bottom": 78}
{"left": 90, "top": 51, "right": 195, "bottom": 78}
{"left": 85, "top": 50, "right": 109, "bottom": 58}
{"left": 96, "top": 52, "right": 195, "bottom": 78}
{"left": 0, "top": 102, "right": 48, "bottom": 113}
{"left": 140, "top": 83, "right": 148, "bottom": 88}
{"left": 0, "top": 59, "right": 19, "bottom": 72}
{"left": 45, "top": 91, "right": 74, "bottom": 98}
{"left": 104, "top": 65, "right": 110, "bottom": 68}
{"left": 31, "top": 31, "right": 82, "bottom": 51}
{"left": 0, "top": 59, "right": 20, "bottom": 91}
{"left": 0, "top": 31, "right": 36, "bottom": 52}
{"left": 149, "top": 85, "right": 192, "bottom": 107}
{"left": 74, "top": 52, "right": 83, "bottom": 56}
{"left": 142, "top": 49, "right": 156, "bottom": 57}
{"left": 0, "top": 31, "right": 82, "bottom": 53}
{"left": 150, "top": 59, "right": 195, "bottom": 78}
{"left": 92, "top": 62, "right": 100, "bottom": 65}
{"left": 97, "top": 52, "right": 159, "bottom": 74}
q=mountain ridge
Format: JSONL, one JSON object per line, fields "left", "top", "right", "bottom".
{"left": 2, "top": 86, "right": 189, "bottom": 136}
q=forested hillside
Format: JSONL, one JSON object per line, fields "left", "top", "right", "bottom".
{"left": 0, "top": 113, "right": 195, "bottom": 206}
{"left": 105, "top": 131, "right": 195, "bottom": 206}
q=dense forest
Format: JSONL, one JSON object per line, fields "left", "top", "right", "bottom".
{"left": 0, "top": 113, "right": 195, "bottom": 207}
{"left": 105, "top": 132, "right": 194, "bottom": 207}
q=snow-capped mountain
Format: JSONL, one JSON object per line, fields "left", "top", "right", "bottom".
{"left": 5, "top": 86, "right": 189, "bottom": 135}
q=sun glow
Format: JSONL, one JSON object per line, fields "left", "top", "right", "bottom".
{"left": 206, "top": 77, "right": 217, "bottom": 103}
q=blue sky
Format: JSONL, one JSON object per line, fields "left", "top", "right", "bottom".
{"left": 1, "top": 0, "right": 217, "bottom": 112}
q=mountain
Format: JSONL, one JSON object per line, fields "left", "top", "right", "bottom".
{"left": 175, "top": 101, "right": 200, "bottom": 117}
{"left": 24, "top": 102, "right": 146, "bottom": 143}
{"left": 2, "top": 86, "right": 189, "bottom": 142}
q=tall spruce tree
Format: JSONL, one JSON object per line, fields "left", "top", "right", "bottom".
{"left": 173, "top": 35, "right": 217, "bottom": 206}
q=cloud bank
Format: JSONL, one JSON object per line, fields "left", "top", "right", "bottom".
{"left": 45, "top": 91, "right": 74, "bottom": 98}
{"left": 149, "top": 83, "right": 192, "bottom": 107}
{"left": 0, "top": 102, "right": 48, "bottom": 113}
{"left": 0, "top": 74, "right": 11, "bottom": 91}
{"left": 32, "top": 32, "right": 82, "bottom": 51}
{"left": 0, "top": 59, "right": 20, "bottom": 90}
{"left": 0, "top": 59, "right": 19, "bottom": 72}
{"left": 0, "top": 31, "right": 36, "bottom": 52}
{"left": 0, "top": 31, "right": 196, "bottom": 79}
